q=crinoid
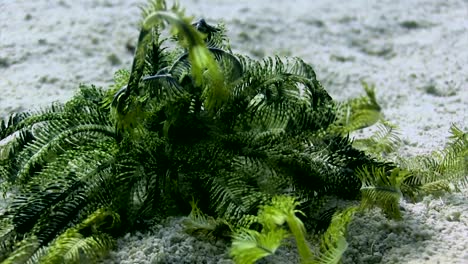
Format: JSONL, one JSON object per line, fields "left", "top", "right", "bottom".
{"left": 1, "top": 1, "right": 465, "bottom": 263}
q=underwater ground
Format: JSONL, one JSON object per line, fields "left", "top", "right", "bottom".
{"left": 1, "top": 0, "right": 467, "bottom": 263}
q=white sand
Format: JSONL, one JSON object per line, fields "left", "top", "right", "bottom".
{"left": 1, "top": 0, "right": 467, "bottom": 263}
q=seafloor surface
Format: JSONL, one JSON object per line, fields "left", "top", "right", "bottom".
{"left": 1, "top": 0, "right": 467, "bottom": 263}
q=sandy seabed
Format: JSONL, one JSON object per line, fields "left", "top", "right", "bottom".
{"left": 1, "top": 0, "right": 467, "bottom": 263}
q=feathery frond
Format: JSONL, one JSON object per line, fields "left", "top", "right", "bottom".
{"left": 315, "top": 207, "right": 357, "bottom": 264}
{"left": 39, "top": 208, "right": 119, "bottom": 264}
{"left": 332, "top": 81, "right": 382, "bottom": 135}
{"left": 352, "top": 121, "right": 401, "bottom": 158}
{"left": 357, "top": 166, "right": 409, "bottom": 219}
{"left": 399, "top": 124, "right": 467, "bottom": 199}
